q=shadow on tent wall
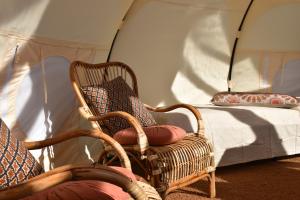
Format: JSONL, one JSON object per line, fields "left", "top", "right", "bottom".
{"left": 204, "top": 107, "right": 287, "bottom": 166}
{"left": 153, "top": 106, "right": 287, "bottom": 167}
{"left": 0, "top": 1, "right": 98, "bottom": 170}
{"left": 159, "top": 106, "right": 294, "bottom": 200}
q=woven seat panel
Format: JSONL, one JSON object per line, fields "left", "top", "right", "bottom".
{"left": 150, "top": 134, "right": 214, "bottom": 185}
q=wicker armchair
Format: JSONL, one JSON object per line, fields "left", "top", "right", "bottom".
{"left": 70, "top": 61, "right": 216, "bottom": 198}
{"left": 0, "top": 119, "right": 161, "bottom": 200}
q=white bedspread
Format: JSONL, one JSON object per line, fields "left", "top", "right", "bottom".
{"left": 152, "top": 105, "right": 300, "bottom": 166}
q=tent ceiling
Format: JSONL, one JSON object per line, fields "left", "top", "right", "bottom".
{"left": 0, "top": 0, "right": 134, "bottom": 48}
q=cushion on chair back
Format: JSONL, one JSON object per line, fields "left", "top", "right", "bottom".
{"left": 113, "top": 125, "right": 187, "bottom": 146}
{"left": 0, "top": 119, "right": 44, "bottom": 189}
{"left": 21, "top": 166, "right": 137, "bottom": 200}
{"left": 81, "top": 76, "right": 157, "bottom": 134}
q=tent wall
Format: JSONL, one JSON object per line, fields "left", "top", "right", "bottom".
{"left": 0, "top": 0, "right": 299, "bottom": 168}
{"left": 111, "top": 0, "right": 300, "bottom": 105}
{"left": 232, "top": 1, "right": 300, "bottom": 94}
{"left": 0, "top": 0, "right": 133, "bottom": 170}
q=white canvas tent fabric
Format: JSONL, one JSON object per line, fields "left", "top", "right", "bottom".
{"left": 111, "top": 0, "right": 300, "bottom": 104}
{"left": 0, "top": 0, "right": 134, "bottom": 170}
{"left": 0, "top": 0, "right": 299, "bottom": 169}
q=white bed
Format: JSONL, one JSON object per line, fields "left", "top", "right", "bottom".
{"left": 152, "top": 105, "right": 300, "bottom": 167}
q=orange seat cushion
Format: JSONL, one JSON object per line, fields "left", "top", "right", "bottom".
{"left": 22, "top": 167, "right": 136, "bottom": 200}
{"left": 113, "top": 125, "right": 187, "bottom": 146}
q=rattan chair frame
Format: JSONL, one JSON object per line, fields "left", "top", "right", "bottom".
{"left": 70, "top": 61, "right": 216, "bottom": 198}
{"left": 0, "top": 129, "right": 161, "bottom": 200}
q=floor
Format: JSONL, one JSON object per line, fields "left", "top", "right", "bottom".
{"left": 165, "top": 155, "right": 300, "bottom": 200}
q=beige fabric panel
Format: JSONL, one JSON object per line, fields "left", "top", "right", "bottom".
{"left": 0, "top": 33, "right": 102, "bottom": 126}
{"left": 0, "top": 0, "right": 134, "bottom": 170}
{"left": 232, "top": 50, "right": 300, "bottom": 94}
{"left": 0, "top": 0, "right": 133, "bottom": 46}
{"left": 112, "top": 0, "right": 248, "bottom": 105}
{"left": 239, "top": 0, "right": 300, "bottom": 51}
{"left": 0, "top": 33, "right": 106, "bottom": 170}
{"left": 232, "top": 1, "right": 300, "bottom": 94}
{"left": 112, "top": 0, "right": 300, "bottom": 105}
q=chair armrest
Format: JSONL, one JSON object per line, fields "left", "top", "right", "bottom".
{"left": 144, "top": 103, "right": 205, "bottom": 136}
{"left": 24, "top": 129, "right": 98, "bottom": 149}
{"left": 0, "top": 165, "right": 147, "bottom": 200}
{"left": 24, "top": 129, "right": 132, "bottom": 170}
{"left": 88, "top": 111, "right": 149, "bottom": 156}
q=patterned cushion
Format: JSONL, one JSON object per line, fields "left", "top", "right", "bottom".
{"left": 113, "top": 125, "right": 186, "bottom": 146}
{"left": 0, "top": 119, "right": 43, "bottom": 189}
{"left": 81, "top": 76, "right": 157, "bottom": 134}
{"left": 211, "top": 92, "right": 299, "bottom": 108}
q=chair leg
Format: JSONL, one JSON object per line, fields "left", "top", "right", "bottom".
{"left": 161, "top": 191, "right": 167, "bottom": 200}
{"left": 209, "top": 171, "right": 216, "bottom": 198}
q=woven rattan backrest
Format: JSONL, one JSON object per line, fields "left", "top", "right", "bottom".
{"left": 70, "top": 61, "right": 138, "bottom": 94}
{"left": 69, "top": 61, "right": 139, "bottom": 129}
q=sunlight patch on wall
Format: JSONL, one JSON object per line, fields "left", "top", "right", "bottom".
{"left": 171, "top": 71, "right": 209, "bottom": 104}
{"left": 179, "top": 11, "right": 235, "bottom": 103}
{"left": 231, "top": 56, "right": 260, "bottom": 91}
{"left": 183, "top": 35, "right": 228, "bottom": 90}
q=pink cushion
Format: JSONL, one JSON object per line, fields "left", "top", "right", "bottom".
{"left": 113, "top": 125, "right": 186, "bottom": 146}
{"left": 109, "top": 166, "right": 136, "bottom": 181}
{"left": 22, "top": 167, "right": 136, "bottom": 200}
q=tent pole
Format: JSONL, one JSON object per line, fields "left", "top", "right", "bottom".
{"left": 107, "top": 1, "right": 136, "bottom": 62}
{"left": 227, "top": 0, "right": 254, "bottom": 92}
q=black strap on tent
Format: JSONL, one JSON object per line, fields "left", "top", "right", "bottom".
{"left": 107, "top": 2, "right": 136, "bottom": 62}
{"left": 12, "top": 45, "right": 19, "bottom": 67}
{"left": 107, "top": 28, "right": 121, "bottom": 62}
{"left": 227, "top": 0, "right": 254, "bottom": 92}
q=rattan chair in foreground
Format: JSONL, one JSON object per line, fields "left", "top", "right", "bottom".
{"left": 0, "top": 119, "right": 161, "bottom": 200}
{"left": 70, "top": 61, "right": 216, "bottom": 198}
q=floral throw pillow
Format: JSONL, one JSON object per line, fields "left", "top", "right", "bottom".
{"left": 81, "top": 76, "right": 157, "bottom": 134}
{"left": 211, "top": 92, "right": 299, "bottom": 108}
{"left": 0, "top": 119, "right": 44, "bottom": 189}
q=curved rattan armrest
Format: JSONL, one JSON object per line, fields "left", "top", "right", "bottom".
{"left": 87, "top": 111, "right": 149, "bottom": 155}
{"left": 144, "top": 103, "right": 205, "bottom": 136}
{"left": 23, "top": 129, "right": 131, "bottom": 170}
{"left": 0, "top": 165, "right": 147, "bottom": 200}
